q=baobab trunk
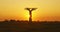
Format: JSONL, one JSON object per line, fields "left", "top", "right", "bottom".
{"left": 29, "top": 11, "right": 32, "bottom": 23}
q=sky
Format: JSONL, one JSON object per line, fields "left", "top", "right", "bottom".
{"left": 0, "top": 0, "right": 60, "bottom": 21}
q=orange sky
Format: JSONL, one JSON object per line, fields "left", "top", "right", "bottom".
{"left": 0, "top": 0, "right": 60, "bottom": 21}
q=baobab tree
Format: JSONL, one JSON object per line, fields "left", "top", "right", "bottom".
{"left": 25, "top": 8, "right": 37, "bottom": 22}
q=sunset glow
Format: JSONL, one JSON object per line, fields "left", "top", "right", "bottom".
{"left": 0, "top": 0, "right": 60, "bottom": 21}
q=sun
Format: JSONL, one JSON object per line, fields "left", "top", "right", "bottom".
{"left": 24, "top": 11, "right": 29, "bottom": 20}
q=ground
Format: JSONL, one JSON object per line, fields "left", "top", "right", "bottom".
{"left": 0, "top": 20, "right": 60, "bottom": 32}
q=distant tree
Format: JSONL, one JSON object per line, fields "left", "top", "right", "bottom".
{"left": 10, "top": 20, "right": 16, "bottom": 22}
{"left": 4, "top": 19, "right": 9, "bottom": 22}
